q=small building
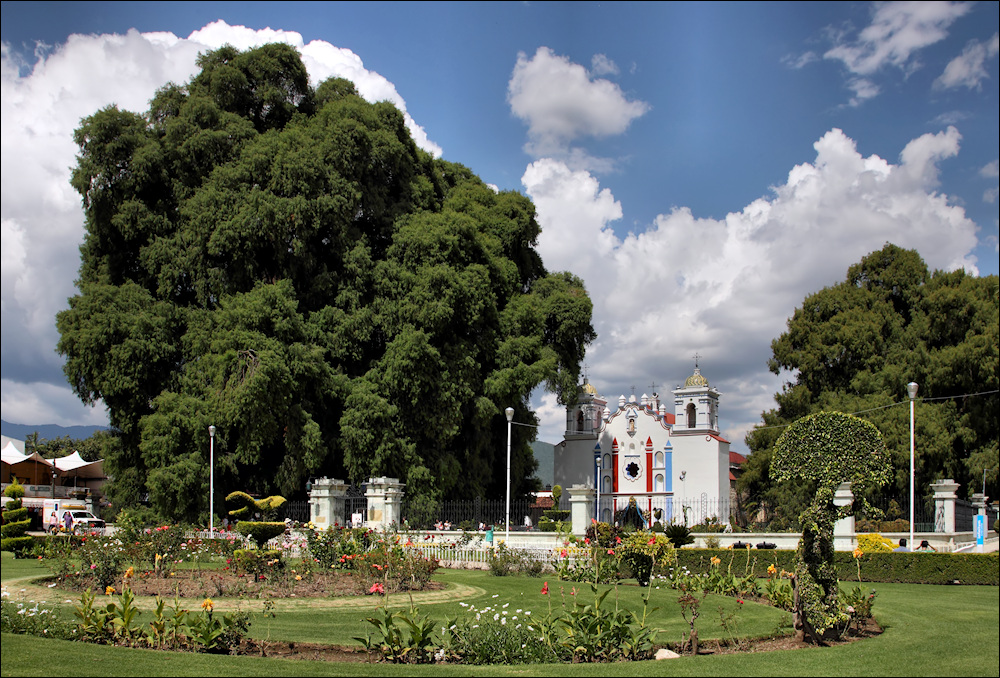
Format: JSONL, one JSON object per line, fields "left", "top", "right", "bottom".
{"left": 554, "top": 365, "right": 734, "bottom": 527}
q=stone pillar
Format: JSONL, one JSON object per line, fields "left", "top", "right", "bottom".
{"left": 833, "top": 482, "right": 855, "bottom": 551}
{"left": 568, "top": 484, "right": 595, "bottom": 537}
{"left": 308, "top": 477, "right": 348, "bottom": 528}
{"left": 930, "top": 479, "right": 960, "bottom": 533}
{"left": 365, "top": 477, "right": 405, "bottom": 530}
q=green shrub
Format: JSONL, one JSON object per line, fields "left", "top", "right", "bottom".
{"left": 617, "top": 531, "right": 675, "bottom": 586}
{"left": 232, "top": 548, "right": 283, "bottom": 579}
{"left": 2, "top": 479, "right": 33, "bottom": 556}
{"left": 487, "top": 543, "right": 543, "bottom": 577}
{"left": 663, "top": 523, "right": 695, "bottom": 547}
{"left": 673, "top": 548, "right": 999, "bottom": 586}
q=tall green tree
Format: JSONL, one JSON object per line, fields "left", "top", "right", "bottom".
{"left": 57, "top": 44, "right": 595, "bottom": 522}
{"left": 741, "top": 244, "right": 998, "bottom": 519}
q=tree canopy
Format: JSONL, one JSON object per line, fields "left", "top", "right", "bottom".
{"left": 56, "top": 44, "right": 595, "bottom": 523}
{"left": 742, "top": 244, "right": 999, "bottom": 519}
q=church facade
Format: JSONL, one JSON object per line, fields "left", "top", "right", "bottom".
{"left": 553, "top": 366, "right": 733, "bottom": 526}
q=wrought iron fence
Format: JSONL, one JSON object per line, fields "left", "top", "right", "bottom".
{"left": 285, "top": 500, "right": 310, "bottom": 523}
{"left": 401, "top": 495, "right": 570, "bottom": 530}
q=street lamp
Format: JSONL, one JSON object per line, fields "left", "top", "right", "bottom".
{"left": 209, "top": 425, "right": 216, "bottom": 536}
{"left": 595, "top": 451, "right": 602, "bottom": 523}
{"left": 907, "top": 382, "right": 918, "bottom": 550}
{"left": 505, "top": 407, "right": 514, "bottom": 543}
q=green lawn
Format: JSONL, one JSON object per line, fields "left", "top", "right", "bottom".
{"left": 3, "top": 552, "right": 998, "bottom": 676}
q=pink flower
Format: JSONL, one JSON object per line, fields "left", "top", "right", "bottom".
{"left": 584, "top": 538, "right": 591, "bottom": 545}
{"left": 541, "top": 582, "right": 549, "bottom": 595}
{"left": 607, "top": 548, "right": 615, "bottom": 555}
{"left": 560, "top": 549, "right": 568, "bottom": 558}
{"left": 369, "top": 582, "right": 385, "bottom": 595}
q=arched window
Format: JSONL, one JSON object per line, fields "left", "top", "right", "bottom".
{"left": 686, "top": 403, "right": 696, "bottom": 428}
{"left": 654, "top": 473, "right": 664, "bottom": 492}
{"left": 654, "top": 451, "right": 664, "bottom": 467}
{"left": 576, "top": 410, "right": 585, "bottom": 432}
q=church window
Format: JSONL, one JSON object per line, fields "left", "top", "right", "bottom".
{"left": 654, "top": 474, "right": 664, "bottom": 492}
{"left": 576, "top": 410, "right": 585, "bottom": 432}
{"left": 624, "top": 461, "right": 641, "bottom": 481}
{"left": 686, "top": 403, "right": 696, "bottom": 428}
{"left": 654, "top": 451, "right": 664, "bottom": 467}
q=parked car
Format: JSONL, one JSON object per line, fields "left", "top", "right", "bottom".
{"left": 63, "top": 510, "right": 105, "bottom": 534}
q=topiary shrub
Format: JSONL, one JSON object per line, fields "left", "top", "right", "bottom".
{"left": 771, "top": 411, "right": 891, "bottom": 644}
{"left": 1, "top": 478, "right": 33, "bottom": 556}
{"left": 235, "top": 521, "right": 287, "bottom": 548}
{"left": 856, "top": 533, "right": 894, "bottom": 554}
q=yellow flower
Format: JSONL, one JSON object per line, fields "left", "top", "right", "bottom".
{"left": 124, "top": 566, "right": 134, "bottom": 579}
{"left": 295, "top": 575, "right": 302, "bottom": 581}
{"left": 105, "top": 586, "right": 116, "bottom": 596}
{"left": 201, "top": 598, "right": 214, "bottom": 612}
{"left": 853, "top": 548, "right": 864, "bottom": 559}
{"left": 767, "top": 564, "right": 777, "bottom": 575}
{"left": 710, "top": 556, "right": 721, "bottom": 566}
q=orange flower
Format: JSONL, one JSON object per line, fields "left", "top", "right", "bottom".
{"left": 767, "top": 564, "right": 777, "bottom": 575}
{"left": 710, "top": 556, "right": 721, "bottom": 566}
{"left": 201, "top": 598, "right": 214, "bottom": 612}
{"left": 105, "top": 586, "right": 116, "bottom": 596}
{"left": 853, "top": 548, "right": 864, "bottom": 559}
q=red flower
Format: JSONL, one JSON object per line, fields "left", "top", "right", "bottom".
{"left": 648, "top": 537, "right": 656, "bottom": 545}
{"left": 541, "top": 582, "right": 549, "bottom": 595}
{"left": 369, "top": 582, "right": 385, "bottom": 595}
{"left": 584, "top": 538, "right": 591, "bottom": 545}
{"left": 737, "top": 599, "right": 744, "bottom": 605}
{"left": 607, "top": 548, "right": 615, "bottom": 555}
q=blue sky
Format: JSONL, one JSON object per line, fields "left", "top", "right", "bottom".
{"left": 2, "top": 1, "right": 997, "bottom": 451}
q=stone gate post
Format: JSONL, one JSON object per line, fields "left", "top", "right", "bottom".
{"left": 930, "top": 479, "right": 960, "bottom": 533}
{"left": 308, "top": 478, "right": 348, "bottom": 528}
{"left": 833, "top": 482, "right": 855, "bottom": 551}
{"left": 365, "top": 477, "right": 405, "bottom": 529}
{"left": 569, "top": 484, "right": 595, "bottom": 537}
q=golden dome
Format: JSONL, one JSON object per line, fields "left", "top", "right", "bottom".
{"left": 684, "top": 367, "right": 708, "bottom": 387}
{"left": 581, "top": 382, "right": 598, "bottom": 395}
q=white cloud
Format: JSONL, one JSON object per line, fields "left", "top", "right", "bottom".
{"left": 846, "top": 77, "right": 880, "bottom": 106}
{"left": 0, "top": 21, "right": 441, "bottom": 427}
{"left": 524, "top": 127, "right": 979, "bottom": 451}
{"left": 781, "top": 51, "right": 819, "bottom": 69}
{"left": 936, "top": 32, "right": 1000, "bottom": 89}
{"left": 824, "top": 1, "right": 972, "bottom": 76}
{"left": 590, "top": 54, "right": 619, "bottom": 76}
{"left": 508, "top": 47, "right": 650, "bottom": 159}
{"left": 1, "top": 379, "right": 108, "bottom": 427}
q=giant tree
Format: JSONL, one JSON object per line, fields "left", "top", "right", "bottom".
{"left": 57, "top": 44, "right": 595, "bottom": 522}
{"left": 742, "top": 244, "right": 998, "bottom": 522}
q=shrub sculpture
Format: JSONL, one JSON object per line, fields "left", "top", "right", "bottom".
{"left": 770, "top": 410, "right": 891, "bottom": 643}
{"left": 1, "top": 478, "right": 33, "bottom": 556}
{"left": 226, "top": 491, "right": 287, "bottom": 548}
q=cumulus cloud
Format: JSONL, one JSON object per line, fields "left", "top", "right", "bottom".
{"left": 935, "top": 32, "right": 1000, "bottom": 90}
{"left": 507, "top": 47, "right": 650, "bottom": 159}
{"left": 982, "top": 160, "right": 1000, "bottom": 204}
{"left": 0, "top": 21, "right": 441, "bottom": 426}
{"left": 824, "top": 1, "right": 972, "bottom": 76}
{"left": 525, "top": 127, "right": 979, "bottom": 448}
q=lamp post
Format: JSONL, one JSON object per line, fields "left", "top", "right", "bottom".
{"left": 209, "top": 425, "right": 216, "bottom": 536}
{"left": 595, "top": 451, "right": 602, "bottom": 523}
{"left": 907, "top": 382, "right": 918, "bottom": 550}
{"left": 505, "top": 407, "right": 514, "bottom": 543}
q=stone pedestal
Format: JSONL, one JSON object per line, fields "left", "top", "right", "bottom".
{"left": 365, "top": 477, "right": 405, "bottom": 529}
{"left": 568, "top": 485, "right": 595, "bottom": 537}
{"left": 833, "top": 482, "right": 855, "bottom": 551}
{"left": 308, "top": 478, "right": 349, "bottom": 527}
{"left": 930, "top": 479, "right": 960, "bottom": 533}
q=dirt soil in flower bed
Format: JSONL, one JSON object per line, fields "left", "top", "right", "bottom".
{"left": 55, "top": 570, "right": 444, "bottom": 600}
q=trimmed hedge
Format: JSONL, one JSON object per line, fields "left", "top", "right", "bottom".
{"left": 674, "top": 548, "right": 999, "bottom": 586}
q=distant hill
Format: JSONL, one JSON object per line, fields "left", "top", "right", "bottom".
{"left": 530, "top": 440, "right": 556, "bottom": 490}
{"left": 1, "top": 419, "right": 109, "bottom": 443}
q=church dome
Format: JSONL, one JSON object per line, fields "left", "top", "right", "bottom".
{"left": 581, "top": 382, "right": 598, "bottom": 395}
{"left": 684, "top": 367, "right": 709, "bottom": 387}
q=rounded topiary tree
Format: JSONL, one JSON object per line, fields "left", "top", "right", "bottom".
{"left": 770, "top": 411, "right": 891, "bottom": 643}
{"left": 226, "top": 491, "right": 288, "bottom": 548}
{"left": 1, "top": 478, "right": 34, "bottom": 557}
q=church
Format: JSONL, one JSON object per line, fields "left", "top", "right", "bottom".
{"left": 553, "top": 365, "right": 734, "bottom": 527}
